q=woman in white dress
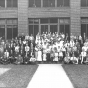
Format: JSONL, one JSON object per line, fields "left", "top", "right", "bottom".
{"left": 37, "top": 47, "right": 42, "bottom": 61}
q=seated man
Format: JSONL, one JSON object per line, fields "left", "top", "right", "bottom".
{"left": 1, "top": 50, "right": 10, "bottom": 64}
{"left": 14, "top": 54, "right": 23, "bottom": 65}
{"left": 64, "top": 52, "right": 70, "bottom": 64}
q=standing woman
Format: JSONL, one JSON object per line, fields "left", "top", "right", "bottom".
{"left": 37, "top": 46, "right": 42, "bottom": 62}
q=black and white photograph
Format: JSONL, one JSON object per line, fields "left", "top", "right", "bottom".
{"left": 0, "top": 0, "right": 88, "bottom": 88}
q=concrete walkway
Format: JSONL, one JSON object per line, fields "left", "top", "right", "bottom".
{"left": 27, "top": 64, "right": 74, "bottom": 88}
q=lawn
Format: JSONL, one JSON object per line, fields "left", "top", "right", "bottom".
{"left": 62, "top": 65, "right": 88, "bottom": 88}
{"left": 0, "top": 65, "right": 38, "bottom": 88}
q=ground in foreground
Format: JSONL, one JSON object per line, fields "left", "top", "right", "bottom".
{"left": 0, "top": 65, "right": 38, "bottom": 88}
{"left": 63, "top": 65, "right": 88, "bottom": 88}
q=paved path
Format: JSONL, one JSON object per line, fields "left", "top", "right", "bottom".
{"left": 27, "top": 64, "right": 74, "bottom": 88}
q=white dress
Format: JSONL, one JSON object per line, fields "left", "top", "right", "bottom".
{"left": 53, "top": 52, "right": 58, "bottom": 61}
{"left": 37, "top": 50, "right": 42, "bottom": 61}
{"left": 43, "top": 49, "right": 46, "bottom": 61}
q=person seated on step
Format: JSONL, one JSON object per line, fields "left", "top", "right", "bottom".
{"left": 58, "top": 49, "right": 63, "bottom": 62}
{"left": 64, "top": 52, "right": 70, "bottom": 64}
{"left": 70, "top": 51, "right": 78, "bottom": 64}
{"left": 1, "top": 50, "right": 10, "bottom": 64}
{"left": 15, "top": 54, "right": 23, "bottom": 65}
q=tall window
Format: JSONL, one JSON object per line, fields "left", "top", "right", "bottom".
{"left": 0, "top": 19, "right": 5, "bottom": 39}
{"left": 40, "top": 18, "right": 58, "bottom": 34}
{"left": 29, "top": 19, "right": 39, "bottom": 38}
{"left": 7, "top": 19, "right": 18, "bottom": 39}
{"left": 43, "top": 0, "right": 55, "bottom": 7}
{"left": 81, "top": 18, "right": 88, "bottom": 39}
{"left": 57, "top": 0, "right": 70, "bottom": 7}
{"left": 0, "top": 0, "right": 5, "bottom": 7}
{"left": 29, "top": 0, "right": 41, "bottom": 7}
{"left": 7, "top": 0, "right": 17, "bottom": 7}
{"left": 81, "top": 0, "right": 88, "bottom": 7}
{"left": 59, "top": 18, "right": 70, "bottom": 37}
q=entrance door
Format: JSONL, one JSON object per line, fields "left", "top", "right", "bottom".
{"left": 50, "top": 25, "right": 57, "bottom": 34}
{"left": 0, "top": 25, "right": 5, "bottom": 39}
{"left": 41, "top": 25, "right": 48, "bottom": 34}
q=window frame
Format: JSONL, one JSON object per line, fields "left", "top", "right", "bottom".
{"left": 29, "top": 0, "right": 41, "bottom": 8}
{"left": 57, "top": 0, "right": 70, "bottom": 7}
{"left": 0, "top": 0, "right": 5, "bottom": 8}
{"left": 43, "top": 0, "right": 55, "bottom": 7}
{"left": 7, "top": 0, "right": 18, "bottom": 8}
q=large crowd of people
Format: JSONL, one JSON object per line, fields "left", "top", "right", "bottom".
{"left": 0, "top": 32, "right": 88, "bottom": 65}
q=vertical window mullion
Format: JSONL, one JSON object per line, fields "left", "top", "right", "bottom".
{"left": 55, "top": 0, "right": 57, "bottom": 7}
{"left": 11, "top": 0, "right": 13, "bottom": 7}
{"left": 63, "top": 0, "right": 64, "bottom": 6}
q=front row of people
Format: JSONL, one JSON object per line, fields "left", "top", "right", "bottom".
{"left": 0, "top": 47, "right": 88, "bottom": 65}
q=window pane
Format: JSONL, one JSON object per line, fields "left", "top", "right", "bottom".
{"left": 60, "top": 25, "right": 64, "bottom": 34}
{"left": 64, "top": 0, "right": 69, "bottom": 6}
{"left": 13, "top": 25, "right": 18, "bottom": 39}
{"left": 35, "top": 0, "right": 41, "bottom": 7}
{"left": 81, "top": 24, "right": 86, "bottom": 39}
{"left": 57, "top": 0, "right": 63, "bottom": 7}
{"left": 48, "top": 0, "right": 55, "bottom": 7}
{"left": 43, "top": 0, "right": 48, "bottom": 7}
{"left": 87, "top": 24, "right": 88, "bottom": 38}
{"left": 13, "top": 19, "right": 18, "bottom": 25}
{"left": 0, "top": 26, "right": 5, "bottom": 39}
{"left": 81, "top": 0, "right": 86, "bottom": 7}
{"left": 65, "top": 25, "right": 70, "bottom": 36}
{"left": 13, "top": 0, "right": 17, "bottom": 7}
{"left": 40, "top": 18, "right": 49, "bottom": 24}
{"left": 7, "top": 26, "right": 13, "bottom": 39}
{"left": 0, "top": 0, "right": 5, "bottom": 7}
{"left": 64, "top": 19, "right": 70, "bottom": 24}
{"left": 41, "top": 25, "right": 48, "bottom": 34}
{"left": 50, "top": 25, "right": 57, "bottom": 34}
{"left": 34, "top": 19, "right": 39, "bottom": 24}
{"left": 7, "top": 19, "right": 13, "bottom": 25}
{"left": 50, "top": 18, "right": 58, "bottom": 23}
{"left": 59, "top": 19, "right": 64, "bottom": 24}
{"left": 0, "top": 19, "right": 5, "bottom": 25}
{"left": 29, "top": 25, "right": 33, "bottom": 36}
{"left": 29, "top": 19, "right": 34, "bottom": 24}
{"left": 34, "top": 25, "right": 39, "bottom": 38}
{"left": 81, "top": 18, "right": 88, "bottom": 24}
{"left": 7, "top": 0, "right": 12, "bottom": 7}
{"left": 29, "top": 0, "right": 34, "bottom": 7}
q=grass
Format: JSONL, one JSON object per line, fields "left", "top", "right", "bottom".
{"left": 0, "top": 64, "right": 38, "bottom": 88}
{"left": 62, "top": 65, "right": 88, "bottom": 88}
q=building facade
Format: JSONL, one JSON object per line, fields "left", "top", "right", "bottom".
{"left": 0, "top": 0, "right": 88, "bottom": 39}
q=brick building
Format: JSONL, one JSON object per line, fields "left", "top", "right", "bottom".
{"left": 0, "top": 0, "right": 88, "bottom": 39}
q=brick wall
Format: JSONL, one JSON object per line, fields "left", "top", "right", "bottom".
{"left": 28, "top": 8, "right": 70, "bottom": 18}
{"left": 0, "top": 9, "right": 17, "bottom": 18}
{"left": 18, "top": 0, "right": 28, "bottom": 35}
{"left": 70, "top": 0, "right": 81, "bottom": 36}
{"left": 81, "top": 9, "right": 88, "bottom": 17}
{"left": 0, "top": 0, "right": 87, "bottom": 36}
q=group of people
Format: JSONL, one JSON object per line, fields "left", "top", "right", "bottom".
{"left": 0, "top": 32, "right": 88, "bottom": 65}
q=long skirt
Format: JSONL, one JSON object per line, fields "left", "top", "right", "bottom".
{"left": 37, "top": 51, "right": 42, "bottom": 61}
{"left": 43, "top": 53, "right": 46, "bottom": 61}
